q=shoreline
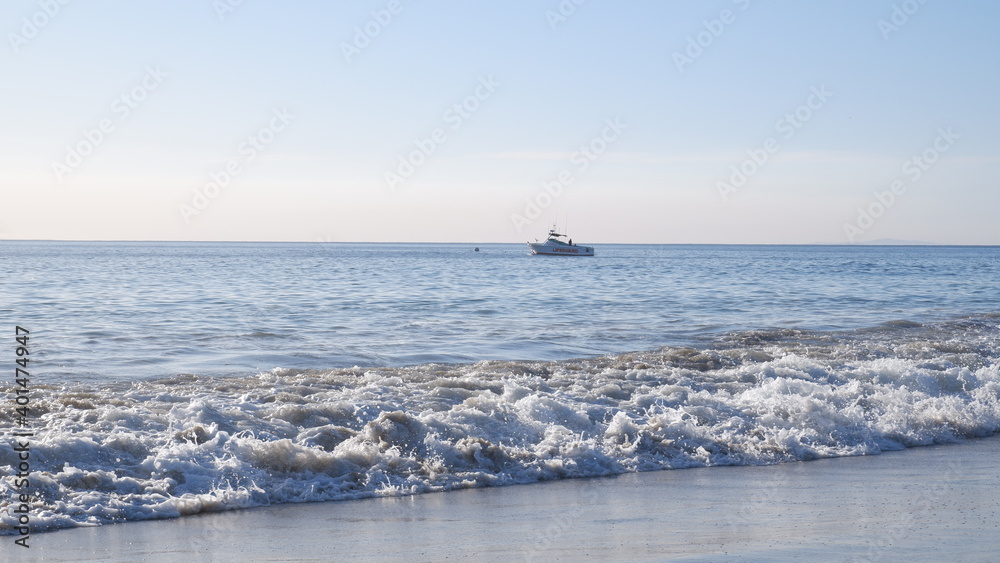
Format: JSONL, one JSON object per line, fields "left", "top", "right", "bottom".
{"left": 14, "top": 434, "right": 1000, "bottom": 562}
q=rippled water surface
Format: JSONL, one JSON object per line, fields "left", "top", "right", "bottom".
{"left": 2, "top": 242, "right": 998, "bottom": 380}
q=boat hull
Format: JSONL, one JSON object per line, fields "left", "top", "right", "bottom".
{"left": 528, "top": 243, "right": 594, "bottom": 256}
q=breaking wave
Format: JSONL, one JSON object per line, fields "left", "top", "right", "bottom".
{"left": 2, "top": 315, "right": 1000, "bottom": 533}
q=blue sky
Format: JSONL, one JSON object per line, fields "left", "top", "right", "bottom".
{"left": 1, "top": 0, "right": 998, "bottom": 243}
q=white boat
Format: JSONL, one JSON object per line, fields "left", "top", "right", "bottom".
{"left": 527, "top": 229, "right": 594, "bottom": 256}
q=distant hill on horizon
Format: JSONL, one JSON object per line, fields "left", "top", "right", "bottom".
{"left": 810, "top": 238, "right": 943, "bottom": 246}
{"left": 856, "top": 238, "right": 943, "bottom": 246}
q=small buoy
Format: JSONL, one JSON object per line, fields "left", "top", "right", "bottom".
{"left": 474, "top": 247, "right": 480, "bottom": 252}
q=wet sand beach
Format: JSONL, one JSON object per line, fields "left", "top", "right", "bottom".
{"left": 17, "top": 435, "right": 1000, "bottom": 562}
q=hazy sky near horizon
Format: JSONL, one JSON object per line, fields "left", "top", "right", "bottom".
{"left": 1, "top": 1, "right": 998, "bottom": 244}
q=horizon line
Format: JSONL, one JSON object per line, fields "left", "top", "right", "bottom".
{"left": 2, "top": 239, "right": 998, "bottom": 247}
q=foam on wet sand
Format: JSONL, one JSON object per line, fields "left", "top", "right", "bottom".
{"left": 21, "top": 435, "right": 1000, "bottom": 562}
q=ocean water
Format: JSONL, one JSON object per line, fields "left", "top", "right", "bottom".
{"left": 1, "top": 241, "right": 999, "bottom": 532}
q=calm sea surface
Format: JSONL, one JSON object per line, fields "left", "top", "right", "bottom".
{"left": 1, "top": 242, "right": 998, "bottom": 381}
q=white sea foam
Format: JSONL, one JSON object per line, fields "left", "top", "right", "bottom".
{"left": 2, "top": 317, "right": 999, "bottom": 533}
